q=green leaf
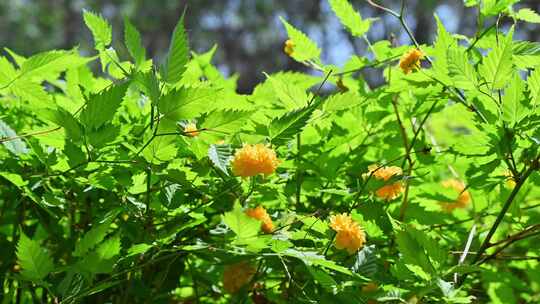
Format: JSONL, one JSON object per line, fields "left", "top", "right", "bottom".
{"left": 395, "top": 227, "right": 436, "bottom": 278}
{"left": 328, "top": 0, "right": 371, "bottom": 37}
{"left": 279, "top": 16, "right": 321, "bottom": 62}
{"left": 323, "top": 91, "right": 365, "bottom": 112}
{"left": 201, "top": 109, "right": 253, "bottom": 133}
{"left": 527, "top": 66, "right": 540, "bottom": 108}
{"left": 479, "top": 28, "right": 514, "bottom": 90}
{"left": 10, "top": 80, "right": 51, "bottom": 105}
{"left": 448, "top": 48, "right": 478, "bottom": 90}
{"left": 208, "top": 144, "right": 233, "bottom": 175}
{"left": 502, "top": 72, "right": 527, "bottom": 124}
{"left": 222, "top": 203, "right": 261, "bottom": 239}
{"left": 513, "top": 8, "right": 540, "bottom": 23}
{"left": 124, "top": 19, "right": 146, "bottom": 67}
{"left": 432, "top": 15, "right": 456, "bottom": 85}
{"left": 158, "top": 86, "right": 217, "bottom": 127}
{"left": 0, "top": 119, "right": 28, "bottom": 155}
{"left": 17, "top": 233, "right": 54, "bottom": 281}
{"left": 352, "top": 245, "right": 377, "bottom": 277}
{"left": 73, "top": 220, "right": 112, "bottom": 257}
{"left": 20, "top": 50, "right": 91, "bottom": 79}
{"left": 481, "top": 0, "right": 518, "bottom": 17}
{"left": 41, "top": 107, "right": 83, "bottom": 141}
{"left": 0, "top": 56, "right": 17, "bottom": 86}
{"left": 163, "top": 14, "right": 189, "bottom": 84}
{"left": 142, "top": 135, "right": 178, "bottom": 164}
{"left": 83, "top": 10, "right": 112, "bottom": 48}
{"left": 269, "top": 100, "right": 320, "bottom": 145}
{"left": 80, "top": 82, "right": 129, "bottom": 130}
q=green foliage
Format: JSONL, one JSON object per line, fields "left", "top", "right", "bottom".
{"left": 162, "top": 14, "right": 189, "bottom": 84}
{"left": 83, "top": 10, "right": 112, "bottom": 48}
{"left": 280, "top": 16, "right": 321, "bottom": 62}
{"left": 329, "top": 0, "right": 371, "bottom": 37}
{"left": 124, "top": 19, "right": 146, "bottom": 68}
{"left": 16, "top": 233, "right": 54, "bottom": 281}
{"left": 2, "top": 1, "right": 540, "bottom": 303}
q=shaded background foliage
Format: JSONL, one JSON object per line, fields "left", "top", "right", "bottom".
{"left": 2, "top": 0, "right": 540, "bottom": 93}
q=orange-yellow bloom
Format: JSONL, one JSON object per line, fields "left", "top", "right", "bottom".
{"left": 183, "top": 122, "right": 199, "bottom": 137}
{"left": 223, "top": 261, "right": 256, "bottom": 293}
{"left": 231, "top": 144, "right": 280, "bottom": 178}
{"left": 375, "top": 183, "right": 404, "bottom": 201}
{"left": 284, "top": 39, "right": 294, "bottom": 56}
{"left": 245, "top": 205, "right": 274, "bottom": 233}
{"left": 329, "top": 213, "right": 366, "bottom": 254}
{"left": 399, "top": 49, "right": 424, "bottom": 74}
{"left": 439, "top": 179, "right": 471, "bottom": 212}
{"left": 364, "top": 164, "right": 403, "bottom": 201}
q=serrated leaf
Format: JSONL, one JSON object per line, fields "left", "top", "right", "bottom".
{"left": 142, "top": 135, "right": 178, "bottom": 164}
{"left": 17, "top": 233, "right": 54, "bottom": 281}
{"left": 80, "top": 82, "right": 129, "bottom": 130}
{"left": 202, "top": 109, "right": 253, "bottom": 133}
{"left": 83, "top": 10, "right": 112, "bottom": 48}
{"left": 269, "top": 101, "right": 320, "bottom": 145}
{"left": 10, "top": 80, "right": 51, "bottom": 105}
{"left": 158, "top": 86, "right": 217, "bottom": 127}
{"left": 279, "top": 16, "right": 321, "bottom": 62}
{"left": 208, "top": 144, "right": 233, "bottom": 175}
{"left": 448, "top": 48, "right": 478, "bottom": 90}
{"left": 323, "top": 91, "right": 364, "bottom": 112}
{"left": 432, "top": 15, "right": 456, "bottom": 85}
{"left": 73, "top": 220, "right": 112, "bottom": 257}
{"left": 20, "top": 50, "right": 91, "bottom": 80}
{"left": 41, "top": 107, "right": 82, "bottom": 141}
{"left": 124, "top": 18, "right": 146, "bottom": 67}
{"left": 329, "top": 0, "right": 371, "bottom": 37}
{"left": 502, "top": 72, "right": 527, "bottom": 124}
{"left": 163, "top": 14, "right": 189, "bottom": 84}
{"left": 223, "top": 202, "right": 261, "bottom": 239}
{"left": 0, "top": 119, "right": 28, "bottom": 155}
{"left": 514, "top": 8, "right": 540, "bottom": 23}
{"left": 0, "top": 56, "right": 17, "bottom": 86}
{"left": 479, "top": 28, "right": 514, "bottom": 90}
{"left": 395, "top": 227, "right": 436, "bottom": 277}
{"left": 352, "top": 245, "right": 377, "bottom": 277}
{"left": 528, "top": 67, "right": 540, "bottom": 107}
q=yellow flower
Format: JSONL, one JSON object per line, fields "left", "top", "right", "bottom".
{"left": 399, "top": 49, "right": 424, "bottom": 74}
{"left": 439, "top": 179, "right": 471, "bottom": 212}
{"left": 245, "top": 205, "right": 274, "bottom": 233}
{"left": 284, "top": 39, "right": 294, "bottom": 56}
{"left": 223, "top": 261, "right": 256, "bottom": 293}
{"left": 231, "top": 144, "right": 280, "bottom": 178}
{"left": 364, "top": 164, "right": 403, "bottom": 201}
{"left": 329, "top": 213, "right": 366, "bottom": 254}
{"left": 504, "top": 170, "right": 516, "bottom": 188}
{"left": 183, "top": 122, "right": 199, "bottom": 137}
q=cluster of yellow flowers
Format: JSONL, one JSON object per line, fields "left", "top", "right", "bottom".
{"left": 364, "top": 164, "right": 404, "bottom": 201}
{"left": 222, "top": 261, "right": 256, "bottom": 293}
{"left": 245, "top": 205, "right": 274, "bottom": 233}
{"left": 231, "top": 144, "right": 280, "bottom": 178}
{"left": 329, "top": 213, "right": 366, "bottom": 254}
{"left": 398, "top": 48, "right": 425, "bottom": 74}
{"left": 439, "top": 178, "right": 471, "bottom": 212}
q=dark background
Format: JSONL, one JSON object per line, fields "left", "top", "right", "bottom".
{"left": 1, "top": 0, "right": 539, "bottom": 93}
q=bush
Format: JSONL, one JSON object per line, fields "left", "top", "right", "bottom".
{"left": 1, "top": 1, "right": 540, "bottom": 303}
